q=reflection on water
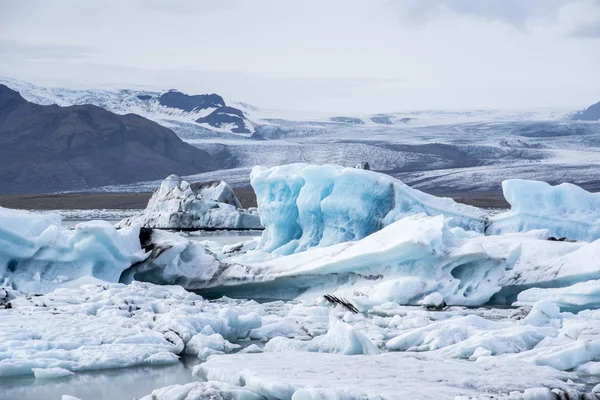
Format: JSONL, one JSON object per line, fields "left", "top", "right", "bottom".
{"left": 0, "top": 361, "right": 196, "bottom": 400}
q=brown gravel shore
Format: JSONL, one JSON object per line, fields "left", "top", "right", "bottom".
{"left": 0, "top": 188, "right": 507, "bottom": 211}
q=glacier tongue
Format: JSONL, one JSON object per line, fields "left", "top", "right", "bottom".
{"left": 251, "top": 163, "right": 487, "bottom": 255}
{"left": 487, "top": 179, "right": 600, "bottom": 242}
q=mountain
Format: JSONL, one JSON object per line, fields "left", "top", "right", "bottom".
{"left": 572, "top": 101, "right": 600, "bottom": 121}
{"left": 0, "top": 84, "right": 217, "bottom": 194}
{"left": 0, "top": 78, "right": 254, "bottom": 138}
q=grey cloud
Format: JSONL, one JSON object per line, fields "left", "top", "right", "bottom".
{"left": 0, "top": 40, "right": 94, "bottom": 62}
{"left": 386, "top": 0, "right": 575, "bottom": 29}
{"left": 568, "top": 21, "right": 600, "bottom": 38}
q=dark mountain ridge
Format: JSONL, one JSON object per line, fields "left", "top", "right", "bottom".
{"left": 0, "top": 84, "right": 216, "bottom": 194}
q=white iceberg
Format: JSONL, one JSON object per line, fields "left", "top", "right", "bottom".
{"left": 198, "top": 214, "right": 514, "bottom": 306}
{"left": 117, "top": 175, "right": 262, "bottom": 230}
{"left": 121, "top": 229, "right": 225, "bottom": 289}
{"left": 487, "top": 179, "right": 600, "bottom": 242}
{"left": 251, "top": 164, "right": 487, "bottom": 255}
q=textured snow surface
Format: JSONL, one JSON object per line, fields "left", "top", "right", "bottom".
{"left": 488, "top": 179, "right": 600, "bottom": 242}
{"left": 117, "top": 175, "right": 261, "bottom": 230}
{"left": 194, "top": 351, "right": 573, "bottom": 400}
{"left": 251, "top": 163, "right": 486, "bottom": 255}
{"left": 0, "top": 282, "right": 260, "bottom": 377}
{"left": 2, "top": 280, "right": 600, "bottom": 399}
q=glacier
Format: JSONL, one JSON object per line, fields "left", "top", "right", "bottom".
{"left": 251, "top": 163, "right": 487, "bottom": 255}
{"left": 117, "top": 175, "right": 262, "bottom": 230}
{"left": 487, "top": 179, "right": 600, "bottom": 242}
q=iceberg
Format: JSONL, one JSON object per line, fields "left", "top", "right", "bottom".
{"left": 117, "top": 175, "right": 262, "bottom": 230}
{"left": 250, "top": 163, "right": 487, "bottom": 255}
{"left": 487, "top": 179, "right": 600, "bottom": 242}
{"left": 120, "top": 229, "right": 225, "bottom": 289}
{"left": 0, "top": 206, "right": 146, "bottom": 292}
{"left": 197, "top": 214, "right": 514, "bottom": 306}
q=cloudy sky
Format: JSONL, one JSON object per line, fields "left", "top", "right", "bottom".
{"left": 1, "top": 0, "right": 599, "bottom": 113}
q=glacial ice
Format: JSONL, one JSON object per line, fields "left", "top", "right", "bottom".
{"left": 487, "top": 179, "right": 600, "bottom": 242}
{"left": 120, "top": 229, "right": 224, "bottom": 289}
{"left": 264, "top": 313, "right": 380, "bottom": 355}
{"left": 515, "top": 280, "right": 600, "bottom": 311}
{"left": 4, "top": 167, "right": 600, "bottom": 398}
{"left": 0, "top": 206, "right": 145, "bottom": 292}
{"left": 197, "top": 214, "right": 514, "bottom": 306}
{"left": 0, "top": 282, "right": 261, "bottom": 377}
{"left": 117, "top": 174, "right": 262, "bottom": 230}
{"left": 194, "top": 351, "right": 575, "bottom": 400}
{"left": 251, "top": 163, "right": 487, "bottom": 255}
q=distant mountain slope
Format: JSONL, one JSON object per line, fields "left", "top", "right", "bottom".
{"left": 0, "top": 84, "right": 217, "bottom": 194}
{"left": 0, "top": 78, "right": 254, "bottom": 138}
{"left": 572, "top": 101, "right": 600, "bottom": 121}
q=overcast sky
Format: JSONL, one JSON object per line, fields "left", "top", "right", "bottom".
{"left": 1, "top": 0, "right": 599, "bottom": 113}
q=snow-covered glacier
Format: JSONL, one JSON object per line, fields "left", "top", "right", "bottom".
{"left": 251, "top": 163, "right": 487, "bottom": 255}
{"left": 487, "top": 179, "right": 600, "bottom": 242}
{"left": 117, "top": 175, "right": 262, "bottom": 230}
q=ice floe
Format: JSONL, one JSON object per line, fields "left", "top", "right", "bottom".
{"left": 0, "top": 282, "right": 260, "bottom": 377}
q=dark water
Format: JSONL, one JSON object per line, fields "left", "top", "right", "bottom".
{"left": 0, "top": 362, "right": 196, "bottom": 400}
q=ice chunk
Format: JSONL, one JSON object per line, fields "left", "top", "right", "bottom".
{"left": 0, "top": 215, "right": 146, "bottom": 292}
{"left": 185, "top": 333, "right": 240, "bottom": 361}
{"left": 121, "top": 229, "right": 224, "bottom": 290}
{"left": 265, "top": 313, "right": 380, "bottom": 355}
{"left": 0, "top": 282, "right": 261, "bottom": 377}
{"left": 32, "top": 367, "right": 74, "bottom": 379}
{"left": 385, "top": 314, "right": 557, "bottom": 359}
{"left": 62, "top": 396, "right": 82, "bottom": 400}
{"left": 497, "top": 238, "right": 600, "bottom": 304}
{"left": 516, "top": 282, "right": 600, "bottom": 312}
{"left": 487, "top": 179, "right": 600, "bottom": 241}
{"left": 191, "top": 180, "right": 242, "bottom": 209}
{"left": 117, "top": 175, "right": 262, "bottom": 230}
{"left": 251, "top": 164, "right": 486, "bottom": 255}
{"left": 140, "top": 382, "right": 263, "bottom": 400}
{"left": 201, "top": 215, "right": 512, "bottom": 306}
{"left": 422, "top": 292, "right": 445, "bottom": 308}
{"left": 522, "top": 387, "right": 554, "bottom": 400}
